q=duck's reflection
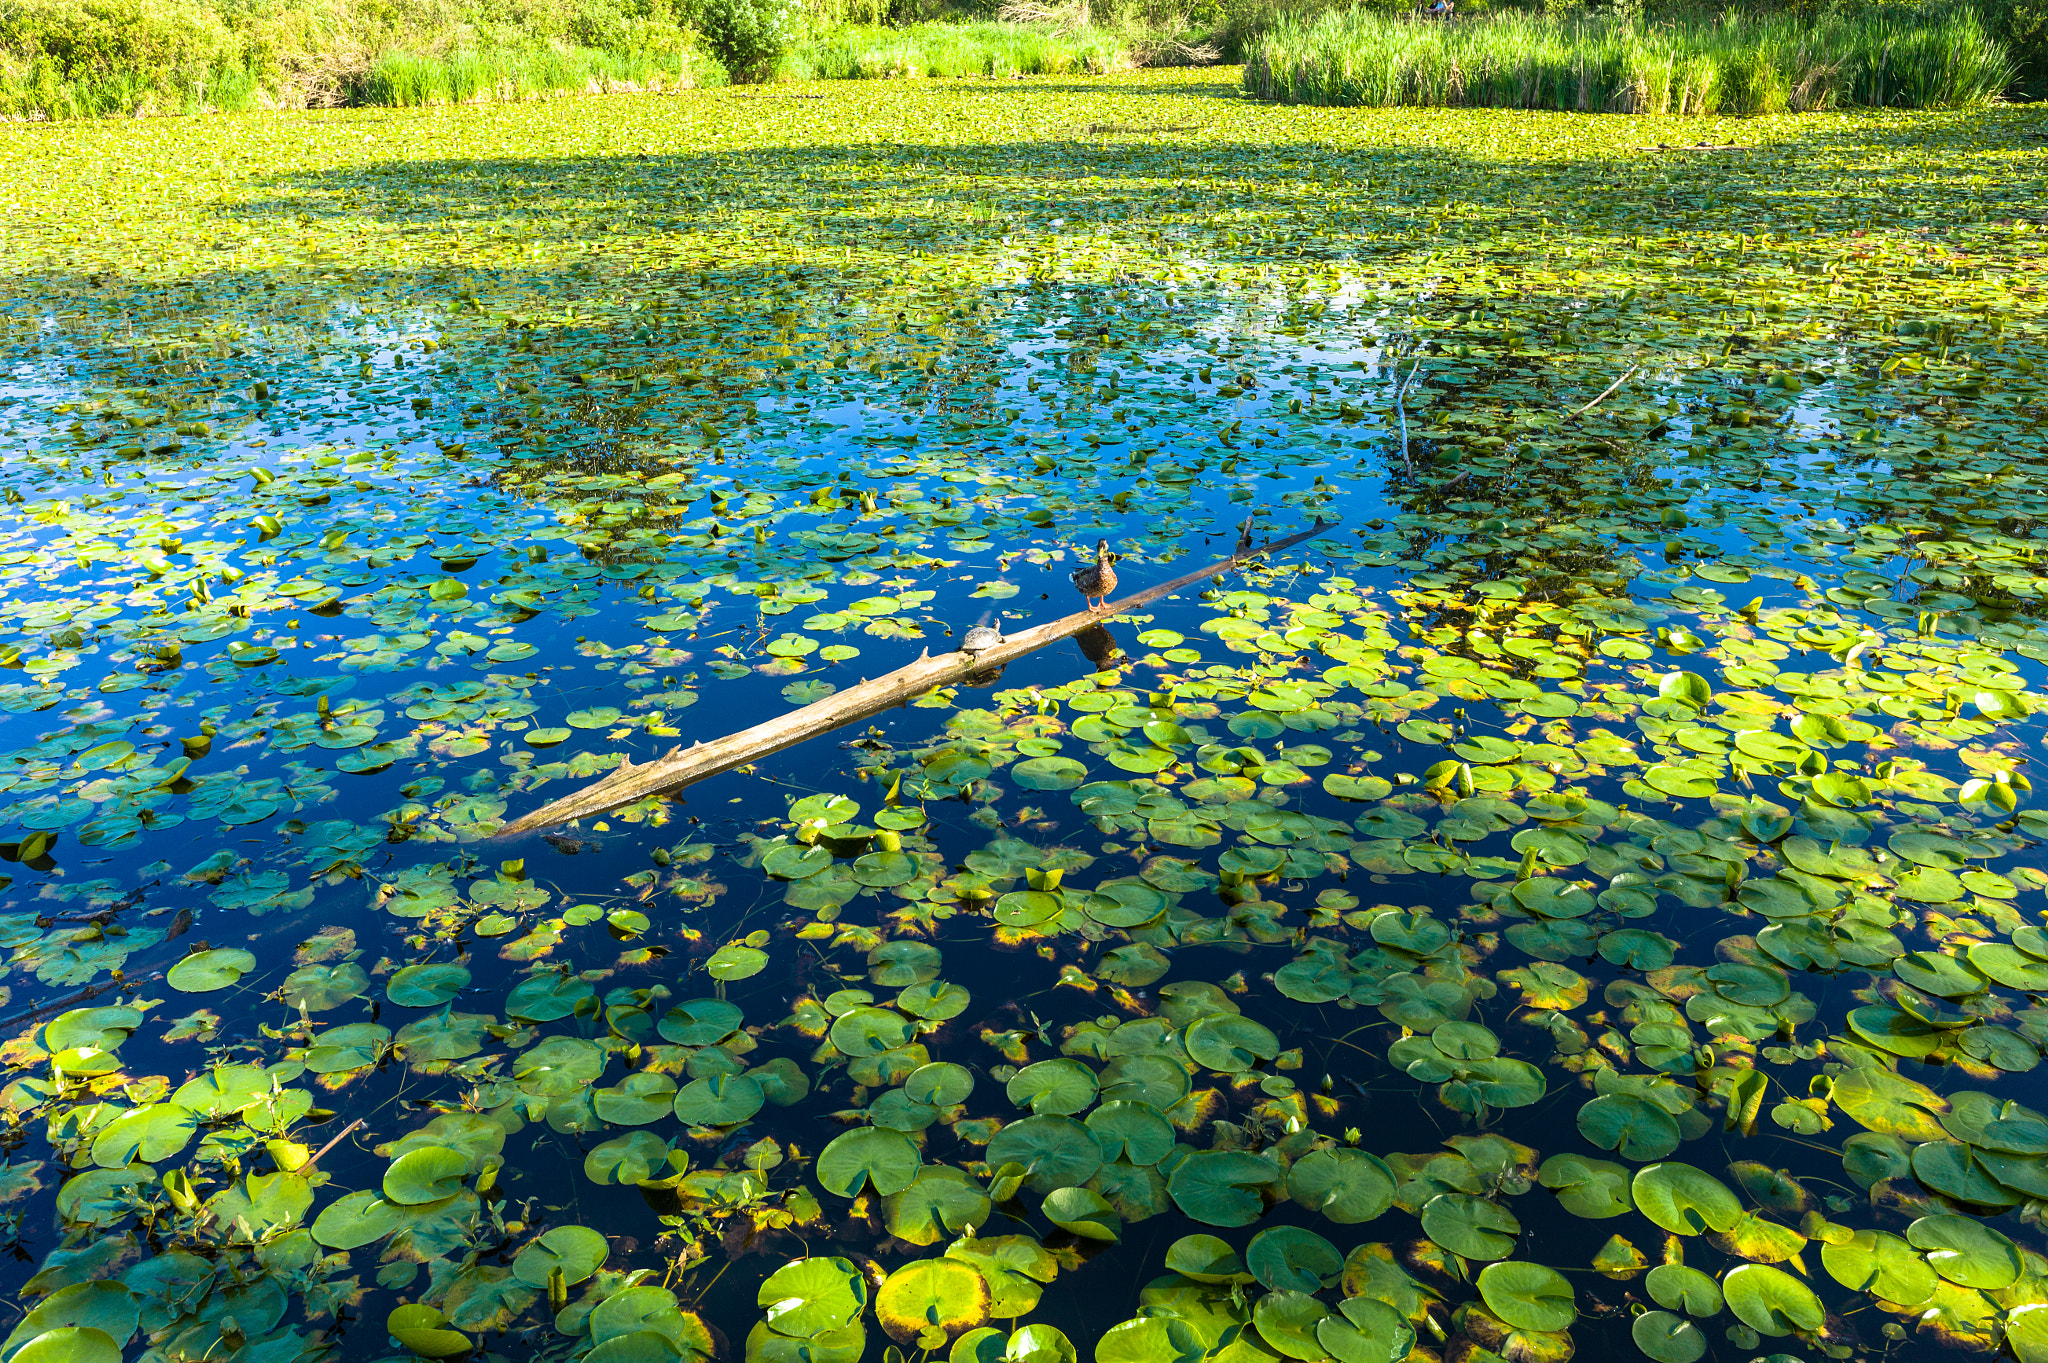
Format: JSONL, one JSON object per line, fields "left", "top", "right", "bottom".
{"left": 1075, "top": 623, "right": 1123, "bottom": 672}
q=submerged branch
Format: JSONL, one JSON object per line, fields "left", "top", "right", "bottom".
{"left": 1395, "top": 357, "right": 1422, "bottom": 477}
{"left": 496, "top": 518, "right": 1338, "bottom": 835}
{"left": 1566, "top": 365, "right": 1639, "bottom": 421}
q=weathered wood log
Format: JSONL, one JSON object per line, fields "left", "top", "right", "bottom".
{"left": 495, "top": 518, "right": 1338, "bottom": 835}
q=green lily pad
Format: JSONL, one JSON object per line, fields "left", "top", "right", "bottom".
{"left": 706, "top": 943, "right": 768, "bottom": 980}
{"left": 658, "top": 998, "right": 744, "bottom": 1046}
{"left": 1007, "top": 1059, "right": 1098, "bottom": 1116}
{"left": 1014, "top": 756, "right": 1088, "bottom": 790}
{"left": 1166, "top": 1150, "right": 1280, "bottom": 1228}
{"left": 1316, "top": 1297, "right": 1413, "bottom": 1363}
{"left": 1085, "top": 1101, "right": 1175, "bottom": 1167}
{"left": 816, "top": 1127, "right": 921, "bottom": 1198}
{"left": 898, "top": 981, "right": 971, "bottom": 1020}
{"left": 1476, "top": 1260, "right": 1575, "bottom": 1332}
{"left": 1906, "top": 1213, "right": 2022, "bottom": 1289}
{"left": 387, "top": 962, "right": 470, "bottom": 1007}
{"left": 1820, "top": 1229, "right": 1936, "bottom": 1306}
{"left": 1631, "top": 1311, "right": 1707, "bottom": 1363}
{"left": 1720, "top": 1264, "right": 1824, "bottom": 1336}
{"left": 1577, "top": 1094, "right": 1681, "bottom": 1162}
{"left": 512, "top": 1225, "right": 609, "bottom": 1288}
{"left": 830, "top": 1006, "right": 914, "bottom": 1057}
{"left": 1632, "top": 1163, "right": 1742, "bottom": 1236}
{"left": 904, "top": 1062, "right": 976, "bottom": 1107}
{"left": 1184, "top": 1014, "right": 1280, "bottom": 1073}
{"left": 1247, "top": 1226, "right": 1341, "bottom": 1293}
{"left": 1251, "top": 1290, "right": 1328, "bottom": 1361}
{"left": 166, "top": 948, "right": 257, "bottom": 993}
{"left": 1043, "top": 1186, "right": 1121, "bottom": 1241}
{"left": 1645, "top": 1264, "right": 1723, "bottom": 1317}
{"left": 1419, "top": 1192, "right": 1519, "bottom": 1260}
{"left": 759, "top": 1256, "right": 868, "bottom": 1338}
{"left": 1285, "top": 1147, "right": 1396, "bottom": 1223}
{"left": 594, "top": 1072, "right": 679, "bottom": 1126}
{"left": 1537, "top": 1153, "right": 1634, "bottom": 1218}
{"left": 884, "top": 1167, "right": 992, "bottom": 1246}
{"left": 10, "top": 1330, "right": 126, "bottom": 1363}
{"left": 1164, "top": 1234, "right": 1252, "bottom": 1284}
{"left": 387, "top": 1305, "right": 471, "bottom": 1359}
{"left": 986, "top": 1116, "right": 1103, "bottom": 1196}
{"left": 1831, "top": 1067, "right": 1949, "bottom": 1140}
{"left": 384, "top": 1146, "right": 467, "bottom": 1205}
{"left": 673, "top": 1074, "right": 765, "bottom": 1127}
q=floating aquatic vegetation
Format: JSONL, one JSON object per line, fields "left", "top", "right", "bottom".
{"left": 0, "top": 67, "right": 2044, "bottom": 1363}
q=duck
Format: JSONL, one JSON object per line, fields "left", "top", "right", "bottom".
{"left": 1070, "top": 539, "right": 1118, "bottom": 611}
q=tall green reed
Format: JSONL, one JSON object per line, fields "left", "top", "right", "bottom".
{"left": 785, "top": 20, "right": 1125, "bottom": 77}
{"left": 1243, "top": 7, "right": 2016, "bottom": 112}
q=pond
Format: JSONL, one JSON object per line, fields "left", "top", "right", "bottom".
{"left": 1, "top": 71, "right": 2047, "bottom": 1363}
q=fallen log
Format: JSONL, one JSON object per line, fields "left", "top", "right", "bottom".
{"left": 496, "top": 518, "right": 1338, "bottom": 835}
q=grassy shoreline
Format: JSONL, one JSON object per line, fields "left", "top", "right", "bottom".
{"left": 2, "top": 0, "right": 2035, "bottom": 120}
{"left": 0, "top": 14, "right": 1136, "bottom": 117}
{"left": 786, "top": 20, "right": 1125, "bottom": 78}
{"left": 1244, "top": 9, "right": 2016, "bottom": 112}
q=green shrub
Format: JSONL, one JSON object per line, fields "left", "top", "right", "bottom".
{"left": 2000, "top": 0, "right": 2048, "bottom": 89}
{"left": 689, "top": 0, "right": 794, "bottom": 77}
{"left": 0, "top": 0, "right": 718, "bottom": 115}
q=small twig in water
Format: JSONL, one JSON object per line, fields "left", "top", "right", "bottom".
{"left": 298, "top": 1117, "right": 367, "bottom": 1175}
{"left": 1567, "top": 365, "right": 1639, "bottom": 422}
{"left": 0, "top": 981, "right": 120, "bottom": 1033}
{"left": 1394, "top": 357, "right": 1423, "bottom": 477}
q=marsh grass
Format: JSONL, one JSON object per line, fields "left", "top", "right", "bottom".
{"left": 785, "top": 19, "right": 1126, "bottom": 77}
{"left": 356, "top": 43, "right": 719, "bottom": 105}
{"left": 1244, "top": 8, "right": 2017, "bottom": 112}
{"left": 0, "top": 42, "right": 719, "bottom": 115}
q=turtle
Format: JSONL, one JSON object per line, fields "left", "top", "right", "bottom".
{"left": 960, "top": 624, "right": 1003, "bottom": 655}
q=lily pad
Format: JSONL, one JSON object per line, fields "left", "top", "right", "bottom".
{"left": 1247, "top": 1226, "right": 1341, "bottom": 1294}
{"left": 1720, "top": 1264, "right": 1824, "bottom": 1336}
{"left": 1419, "top": 1192, "right": 1519, "bottom": 1260}
{"left": 816, "top": 1127, "right": 921, "bottom": 1198}
{"left": 1476, "top": 1260, "right": 1575, "bottom": 1332}
{"left": 1906, "top": 1213, "right": 2022, "bottom": 1289}
{"left": 166, "top": 948, "right": 257, "bottom": 993}
{"left": 1632, "top": 1163, "right": 1742, "bottom": 1236}
{"left": 875, "top": 1259, "right": 990, "bottom": 1347}
{"left": 1631, "top": 1311, "right": 1707, "bottom": 1363}
{"left": 1285, "top": 1147, "right": 1396, "bottom": 1223}
{"left": 1166, "top": 1150, "right": 1280, "bottom": 1228}
{"left": 1820, "top": 1229, "right": 1936, "bottom": 1306}
{"left": 1043, "top": 1186, "right": 1121, "bottom": 1241}
{"left": 384, "top": 1147, "right": 468, "bottom": 1205}
{"left": 759, "top": 1256, "right": 868, "bottom": 1338}
{"left": 986, "top": 1116, "right": 1103, "bottom": 1196}
{"left": 512, "top": 1225, "right": 609, "bottom": 1288}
